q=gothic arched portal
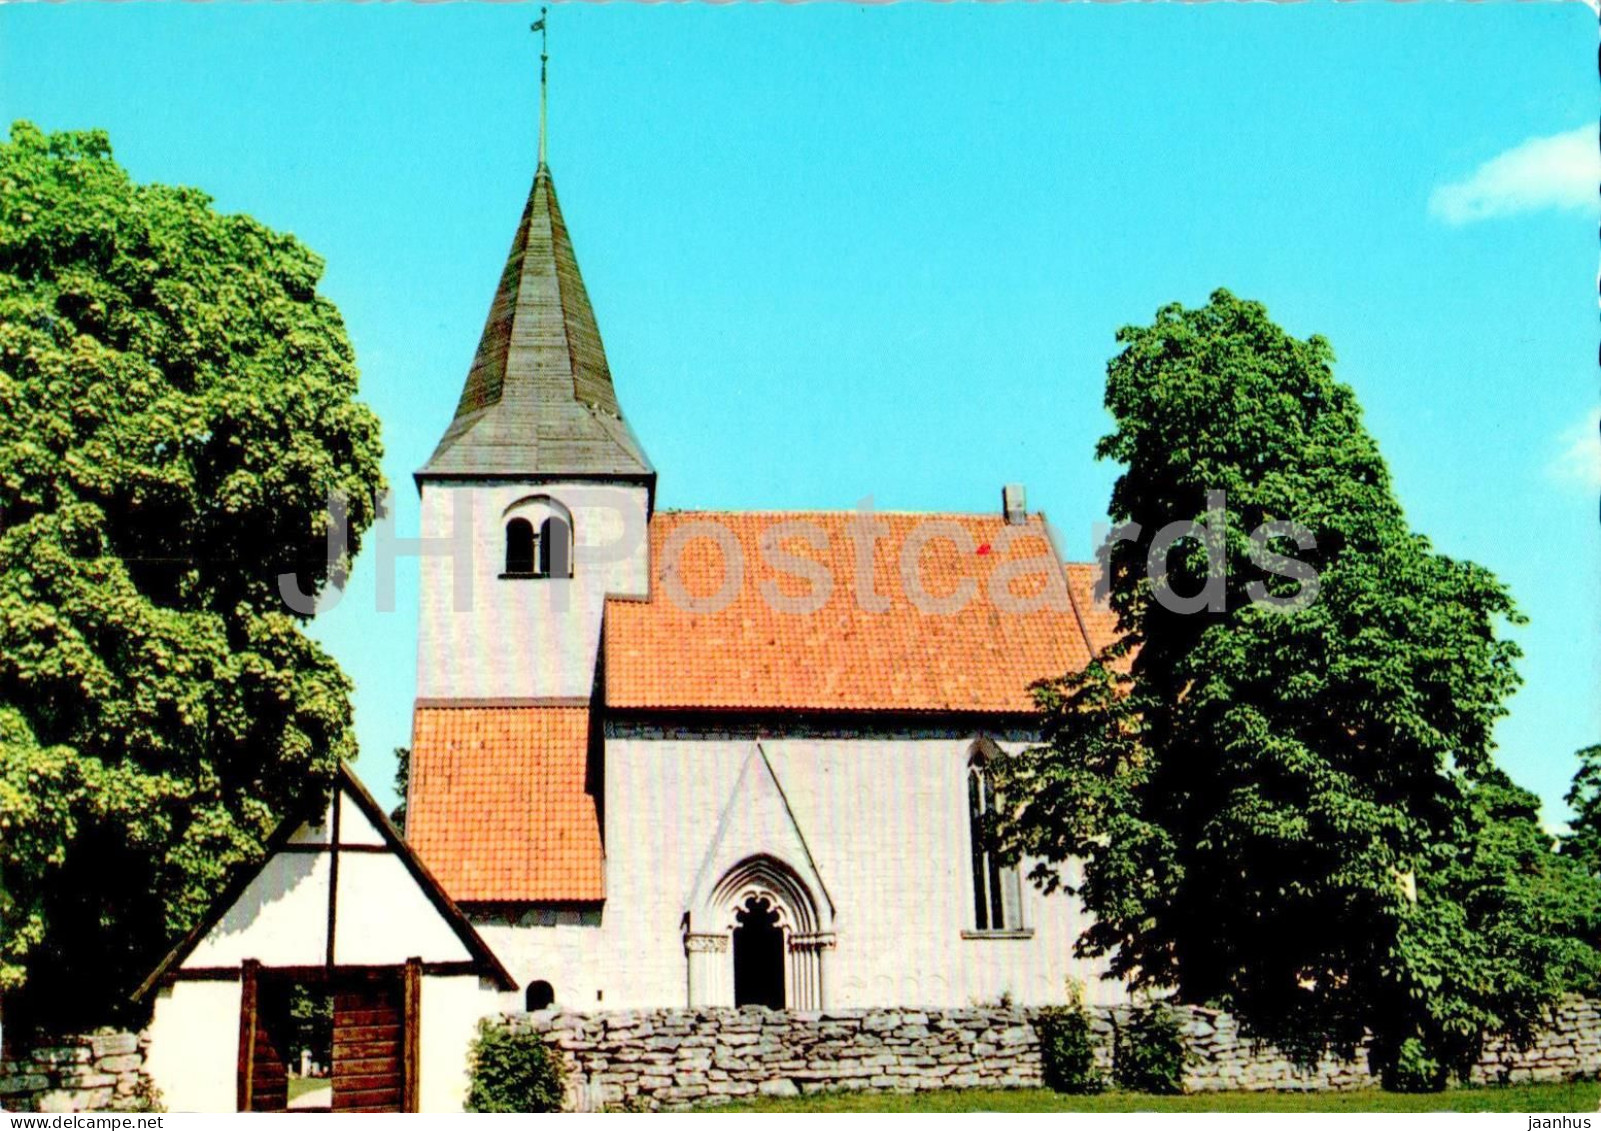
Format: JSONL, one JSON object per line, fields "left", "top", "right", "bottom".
{"left": 732, "top": 896, "right": 785, "bottom": 1009}
{"left": 684, "top": 854, "right": 835, "bottom": 1010}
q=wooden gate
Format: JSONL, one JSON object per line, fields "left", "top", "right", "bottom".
{"left": 239, "top": 960, "right": 420, "bottom": 1113}
{"left": 331, "top": 970, "right": 404, "bottom": 1112}
{"left": 239, "top": 965, "right": 289, "bottom": 1113}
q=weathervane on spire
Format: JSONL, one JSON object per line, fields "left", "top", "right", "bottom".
{"left": 531, "top": 7, "right": 549, "bottom": 169}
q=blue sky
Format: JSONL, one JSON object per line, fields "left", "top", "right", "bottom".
{"left": 1, "top": 2, "right": 1595, "bottom": 821}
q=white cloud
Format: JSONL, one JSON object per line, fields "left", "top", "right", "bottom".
{"left": 1550, "top": 407, "right": 1601, "bottom": 491}
{"left": 1429, "top": 125, "right": 1599, "bottom": 225}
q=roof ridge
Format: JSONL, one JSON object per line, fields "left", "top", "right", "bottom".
{"left": 547, "top": 171, "right": 584, "bottom": 409}
{"left": 542, "top": 169, "right": 619, "bottom": 416}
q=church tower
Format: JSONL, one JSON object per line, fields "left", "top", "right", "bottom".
{"left": 413, "top": 161, "right": 654, "bottom": 702}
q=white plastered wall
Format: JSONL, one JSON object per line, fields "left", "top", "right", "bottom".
{"left": 144, "top": 980, "right": 242, "bottom": 1113}
{"left": 184, "top": 850, "right": 332, "bottom": 969}
{"left": 416, "top": 481, "right": 650, "bottom": 701}
{"left": 480, "top": 735, "right": 1125, "bottom": 1012}
{"left": 475, "top": 915, "right": 607, "bottom": 1013}
{"left": 419, "top": 974, "right": 506, "bottom": 1113}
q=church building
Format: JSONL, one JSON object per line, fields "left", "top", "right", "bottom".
{"left": 403, "top": 155, "right": 1126, "bottom": 1016}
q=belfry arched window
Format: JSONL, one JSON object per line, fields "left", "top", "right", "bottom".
{"left": 501, "top": 497, "right": 574, "bottom": 579}
{"left": 505, "top": 518, "right": 536, "bottom": 575}
{"left": 539, "top": 515, "right": 571, "bottom": 579}
{"left": 968, "top": 749, "right": 1023, "bottom": 932}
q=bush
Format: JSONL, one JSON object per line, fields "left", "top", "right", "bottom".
{"left": 1036, "top": 990, "right": 1105, "bottom": 1094}
{"left": 127, "top": 1075, "right": 165, "bottom": 1114}
{"left": 466, "top": 1020, "right": 567, "bottom": 1113}
{"left": 1113, "top": 1002, "right": 1189, "bottom": 1095}
{"left": 1381, "top": 1037, "right": 1448, "bottom": 1094}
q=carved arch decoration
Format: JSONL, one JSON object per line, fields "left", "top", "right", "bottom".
{"left": 684, "top": 854, "right": 834, "bottom": 1010}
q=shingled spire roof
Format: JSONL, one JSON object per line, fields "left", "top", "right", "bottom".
{"left": 419, "top": 166, "right": 654, "bottom": 481}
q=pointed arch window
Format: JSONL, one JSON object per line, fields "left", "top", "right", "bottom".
{"left": 968, "top": 752, "right": 1023, "bottom": 933}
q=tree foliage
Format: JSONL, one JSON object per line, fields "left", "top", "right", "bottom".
{"left": 993, "top": 290, "right": 1598, "bottom": 1080}
{"left": 389, "top": 746, "right": 409, "bottom": 833}
{"left": 0, "top": 122, "right": 384, "bottom": 1025}
{"left": 1561, "top": 744, "right": 1601, "bottom": 876}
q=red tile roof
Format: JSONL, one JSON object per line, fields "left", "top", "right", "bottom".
{"left": 406, "top": 706, "right": 603, "bottom": 904}
{"left": 1064, "top": 561, "right": 1123, "bottom": 656}
{"left": 605, "top": 511, "right": 1093, "bottom": 713}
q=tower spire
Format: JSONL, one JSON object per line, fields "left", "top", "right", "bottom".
{"left": 532, "top": 7, "right": 549, "bottom": 169}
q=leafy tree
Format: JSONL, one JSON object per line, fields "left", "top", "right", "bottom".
{"left": 285, "top": 984, "right": 333, "bottom": 1072}
{"left": 390, "top": 746, "right": 409, "bottom": 833}
{"left": 1396, "top": 772, "right": 1600, "bottom": 1079}
{"left": 0, "top": 122, "right": 384, "bottom": 1026}
{"left": 993, "top": 289, "right": 1597, "bottom": 1082}
{"left": 1561, "top": 744, "right": 1601, "bottom": 876}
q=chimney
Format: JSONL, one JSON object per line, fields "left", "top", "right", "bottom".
{"left": 1002, "top": 484, "right": 1027, "bottom": 525}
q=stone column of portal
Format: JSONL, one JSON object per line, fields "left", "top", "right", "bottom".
{"left": 787, "top": 933, "right": 837, "bottom": 1011}
{"left": 685, "top": 934, "right": 730, "bottom": 1007}
{"left": 784, "top": 931, "right": 803, "bottom": 1010}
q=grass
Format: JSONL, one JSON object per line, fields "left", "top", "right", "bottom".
{"left": 286, "top": 1076, "right": 329, "bottom": 1102}
{"left": 711, "top": 1080, "right": 1601, "bottom": 1113}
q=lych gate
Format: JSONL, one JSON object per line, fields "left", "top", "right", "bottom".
{"left": 134, "top": 765, "right": 514, "bottom": 1113}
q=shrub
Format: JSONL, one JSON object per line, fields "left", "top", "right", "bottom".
{"left": 127, "top": 1075, "right": 166, "bottom": 1113}
{"left": 1381, "top": 1037, "right": 1448, "bottom": 1094}
{"left": 1035, "top": 986, "right": 1105, "bottom": 1094}
{"left": 466, "top": 1019, "right": 567, "bottom": 1113}
{"left": 1113, "top": 1002, "right": 1188, "bottom": 1095}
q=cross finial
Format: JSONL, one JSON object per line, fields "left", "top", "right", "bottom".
{"left": 531, "top": 7, "right": 549, "bottom": 169}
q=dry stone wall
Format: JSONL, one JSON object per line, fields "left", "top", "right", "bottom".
{"left": 512, "top": 1007, "right": 1042, "bottom": 1111}
{"left": 0, "top": 1031, "right": 157, "bottom": 1113}
{"left": 1471, "top": 997, "right": 1601, "bottom": 1086}
{"left": 508, "top": 995, "right": 1601, "bottom": 1111}
{"left": 1171, "top": 995, "right": 1601, "bottom": 1092}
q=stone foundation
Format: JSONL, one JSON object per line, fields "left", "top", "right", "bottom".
{"left": 506, "top": 995, "right": 1601, "bottom": 1110}
{"left": 0, "top": 1031, "right": 158, "bottom": 1113}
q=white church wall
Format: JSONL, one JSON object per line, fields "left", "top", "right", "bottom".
{"left": 144, "top": 979, "right": 241, "bottom": 1113}
{"left": 473, "top": 915, "right": 607, "bottom": 1013}
{"left": 416, "top": 481, "right": 650, "bottom": 701}
{"left": 482, "top": 731, "right": 1123, "bottom": 1012}
{"left": 772, "top": 736, "right": 1119, "bottom": 1009}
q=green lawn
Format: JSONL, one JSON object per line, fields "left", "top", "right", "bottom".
{"left": 286, "top": 1076, "right": 329, "bottom": 1103}
{"left": 712, "top": 1081, "right": 1601, "bottom": 1113}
